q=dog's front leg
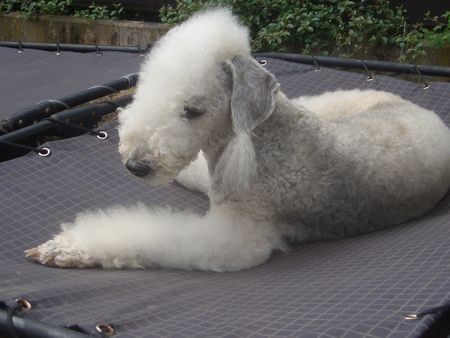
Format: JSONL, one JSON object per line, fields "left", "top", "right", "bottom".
{"left": 175, "top": 150, "right": 211, "bottom": 194}
{"left": 25, "top": 204, "right": 285, "bottom": 271}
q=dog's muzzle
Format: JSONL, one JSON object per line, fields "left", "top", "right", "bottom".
{"left": 125, "top": 159, "right": 153, "bottom": 177}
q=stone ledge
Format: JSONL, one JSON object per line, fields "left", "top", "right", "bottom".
{"left": 0, "top": 12, "right": 170, "bottom": 47}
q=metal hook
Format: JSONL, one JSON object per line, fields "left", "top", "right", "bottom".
{"left": 56, "top": 43, "right": 62, "bottom": 55}
{"left": 311, "top": 56, "right": 320, "bottom": 71}
{"left": 95, "top": 44, "right": 102, "bottom": 56}
{"left": 361, "top": 60, "right": 375, "bottom": 81}
{"left": 412, "top": 65, "right": 430, "bottom": 90}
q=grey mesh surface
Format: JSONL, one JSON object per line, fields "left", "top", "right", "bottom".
{"left": 0, "top": 46, "right": 143, "bottom": 117}
{"left": 1, "top": 53, "right": 450, "bottom": 338}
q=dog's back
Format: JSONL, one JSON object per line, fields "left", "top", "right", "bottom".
{"left": 242, "top": 90, "right": 450, "bottom": 241}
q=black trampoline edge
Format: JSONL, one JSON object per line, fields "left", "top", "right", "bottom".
{"left": 0, "top": 73, "right": 138, "bottom": 134}
{"left": 3, "top": 41, "right": 449, "bottom": 78}
{"left": 254, "top": 52, "right": 450, "bottom": 78}
{"left": 0, "top": 40, "right": 151, "bottom": 54}
{"left": 0, "top": 95, "right": 132, "bottom": 161}
{"left": 0, "top": 308, "right": 92, "bottom": 338}
{"left": 421, "top": 306, "right": 450, "bottom": 338}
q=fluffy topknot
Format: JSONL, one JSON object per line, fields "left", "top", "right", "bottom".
{"left": 134, "top": 8, "right": 251, "bottom": 102}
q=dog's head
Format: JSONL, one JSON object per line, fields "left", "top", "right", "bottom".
{"left": 118, "top": 8, "right": 279, "bottom": 189}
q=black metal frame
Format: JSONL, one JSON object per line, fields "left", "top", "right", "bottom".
{"left": 0, "top": 40, "right": 149, "bottom": 54}
{"left": 0, "top": 308, "right": 92, "bottom": 338}
{"left": 0, "top": 73, "right": 138, "bottom": 134}
{"left": 0, "top": 95, "right": 132, "bottom": 161}
{"left": 254, "top": 52, "right": 450, "bottom": 78}
{"left": 2, "top": 41, "right": 449, "bottom": 78}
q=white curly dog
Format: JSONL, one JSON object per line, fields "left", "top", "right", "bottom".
{"left": 26, "top": 9, "right": 450, "bottom": 272}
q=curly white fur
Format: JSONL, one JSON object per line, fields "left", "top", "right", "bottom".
{"left": 26, "top": 8, "right": 450, "bottom": 272}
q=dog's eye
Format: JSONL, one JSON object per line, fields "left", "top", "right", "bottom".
{"left": 183, "top": 106, "right": 204, "bottom": 119}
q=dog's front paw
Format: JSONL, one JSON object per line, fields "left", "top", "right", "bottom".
{"left": 25, "top": 235, "right": 97, "bottom": 268}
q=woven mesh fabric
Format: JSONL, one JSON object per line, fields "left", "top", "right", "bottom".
{"left": 0, "top": 54, "right": 449, "bottom": 338}
{"left": 0, "top": 46, "right": 143, "bottom": 117}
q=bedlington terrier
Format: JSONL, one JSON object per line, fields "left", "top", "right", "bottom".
{"left": 26, "top": 8, "right": 450, "bottom": 272}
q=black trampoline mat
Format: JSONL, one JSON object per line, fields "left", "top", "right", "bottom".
{"left": 0, "top": 46, "right": 143, "bottom": 117}
{"left": 0, "top": 54, "right": 449, "bottom": 338}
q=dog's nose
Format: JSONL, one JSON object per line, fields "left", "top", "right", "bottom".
{"left": 125, "top": 159, "right": 152, "bottom": 177}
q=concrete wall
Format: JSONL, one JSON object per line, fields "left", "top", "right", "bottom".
{"left": 0, "top": 13, "right": 170, "bottom": 47}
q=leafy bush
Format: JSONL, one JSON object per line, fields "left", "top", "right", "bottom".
{"left": 74, "top": 2, "right": 124, "bottom": 20}
{"left": 396, "top": 11, "right": 450, "bottom": 62}
{"left": 0, "top": 0, "right": 72, "bottom": 17}
{"left": 0, "top": 0, "right": 125, "bottom": 20}
{"left": 160, "top": 0, "right": 450, "bottom": 62}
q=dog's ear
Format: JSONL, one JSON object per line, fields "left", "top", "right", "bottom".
{"left": 225, "top": 56, "right": 280, "bottom": 133}
{"left": 213, "top": 57, "right": 279, "bottom": 192}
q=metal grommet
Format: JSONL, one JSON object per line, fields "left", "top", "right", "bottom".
{"left": 15, "top": 298, "right": 32, "bottom": 310}
{"left": 95, "top": 324, "right": 115, "bottom": 336}
{"left": 404, "top": 313, "right": 419, "bottom": 320}
{"left": 96, "top": 131, "right": 108, "bottom": 140}
{"left": 38, "top": 147, "right": 51, "bottom": 157}
{"left": 259, "top": 59, "right": 267, "bottom": 66}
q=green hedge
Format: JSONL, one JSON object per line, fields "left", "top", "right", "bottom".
{"left": 1, "top": 0, "right": 448, "bottom": 62}
{"left": 0, "top": 0, "right": 124, "bottom": 20}
{"left": 160, "top": 0, "right": 450, "bottom": 62}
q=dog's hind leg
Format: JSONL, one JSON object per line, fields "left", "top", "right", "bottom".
{"left": 25, "top": 204, "right": 285, "bottom": 271}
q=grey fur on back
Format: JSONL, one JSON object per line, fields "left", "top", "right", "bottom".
{"left": 210, "top": 57, "right": 450, "bottom": 242}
